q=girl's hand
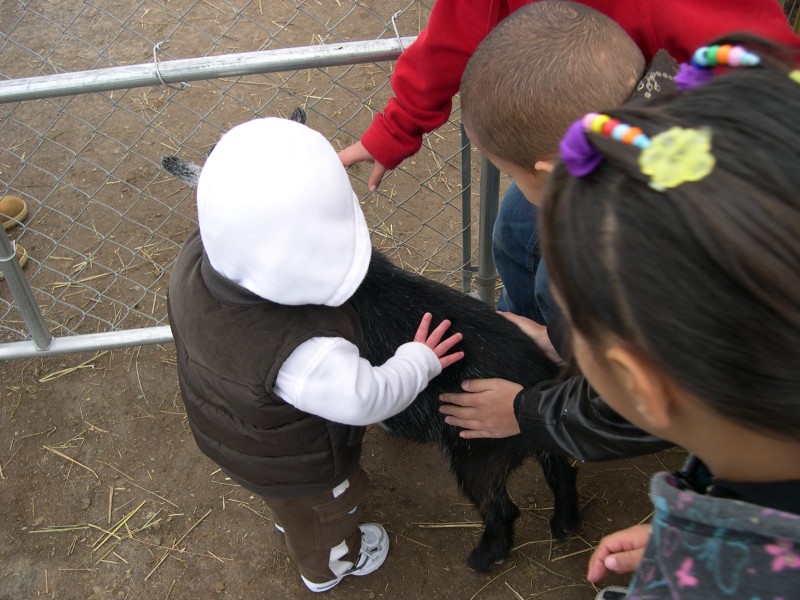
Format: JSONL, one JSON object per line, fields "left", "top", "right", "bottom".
{"left": 587, "top": 524, "right": 652, "bottom": 583}
{"left": 414, "top": 312, "right": 464, "bottom": 369}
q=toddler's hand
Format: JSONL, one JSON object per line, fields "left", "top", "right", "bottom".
{"left": 414, "top": 312, "right": 464, "bottom": 369}
{"left": 338, "top": 141, "right": 388, "bottom": 192}
{"left": 587, "top": 524, "right": 651, "bottom": 584}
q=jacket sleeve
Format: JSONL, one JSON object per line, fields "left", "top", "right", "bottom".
{"left": 514, "top": 376, "right": 673, "bottom": 462}
{"left": 359, "top": 0, "right": 504, "bottom": 170}
{"left": 644, "top": 0, "right": 800, "bottom": 61}
{"left": 274, "top": 336, "right": 442, "bottom": 426}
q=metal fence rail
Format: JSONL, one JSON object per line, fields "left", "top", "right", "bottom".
{"left": 0, "top": 1, "right": 495, "bottom": 361}
{"left": 783, "top": 0, "right": 800, "bottom": 33}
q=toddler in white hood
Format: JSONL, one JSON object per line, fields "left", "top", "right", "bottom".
{"left": 197, "top": 117, "right": 463, "bottom": 423}
{"left": 168, "top": 117, "right": 463, "bottom": 593}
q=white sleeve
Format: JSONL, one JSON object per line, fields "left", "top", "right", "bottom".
{"left": 274, "top": 336, "right": 442, "bottom": 425}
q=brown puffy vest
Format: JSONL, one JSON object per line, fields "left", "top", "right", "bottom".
{"left": 168, "top": 230, "right": 365, "bottom": 498}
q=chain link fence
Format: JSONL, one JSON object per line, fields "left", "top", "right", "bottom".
{"left": 784, "top": 0, "right": 800, "bottom": 32}
{"left": 0, "top": 0, "right": 491, "bottom": 358}
{"left": 9, "top": 1, "right": 791, "bottom": 360}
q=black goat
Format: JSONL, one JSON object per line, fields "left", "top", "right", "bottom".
{"left": 352, "top": 251, "right": 579, "bottom": 571}
{"left": 161, "top": 130, "right": 579, "bottom": 572}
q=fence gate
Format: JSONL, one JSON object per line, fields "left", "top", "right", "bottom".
{"left": 0, "top": 0, "right": 498, "bottom": 361}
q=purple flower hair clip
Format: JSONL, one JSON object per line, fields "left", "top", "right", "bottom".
{"left": 559, "top": 118, "right": 604, "bottom": 177}
{"left": 560, "top": 113, "right": 650, "bottom": 179}
{"left": 674, "top": 62, "right": 714, "bottom": 91}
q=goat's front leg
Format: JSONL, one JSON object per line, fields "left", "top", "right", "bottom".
{"left": 450, "top": 444, "right": 523, "bottom": 572}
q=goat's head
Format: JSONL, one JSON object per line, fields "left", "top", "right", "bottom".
{"left": 161, "top": 107, "right": 307, "bottom": 188}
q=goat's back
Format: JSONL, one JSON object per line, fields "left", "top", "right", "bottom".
{"left": 351, "top": 251, "right": 558, "bottom": 447}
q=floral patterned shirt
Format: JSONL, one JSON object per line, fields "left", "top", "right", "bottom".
{"left": 627, "top": 470, "right": 800, "bottom": 599}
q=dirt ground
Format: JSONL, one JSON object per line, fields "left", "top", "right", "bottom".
{"left": 1, "top": 1, "right": 687, "bottom": 599}
{"left": 0, "top": 345, "right": 686, "bottom": 600}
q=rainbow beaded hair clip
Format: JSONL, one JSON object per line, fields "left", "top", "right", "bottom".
{"left": 560, "top": 113, "right": 715, "bottom": 191}
{"left": 674, "top": 44, "right": 761, "bottom": 90}
{"left": 675, "top": 43, "right": 800, "bottom": 90}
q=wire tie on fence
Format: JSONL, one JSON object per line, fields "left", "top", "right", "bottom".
{"left": 152, "top": 41, "right": 190, "bottom": 91}
{"left": 390, "top": 10, "right": 406, "bottom": 51}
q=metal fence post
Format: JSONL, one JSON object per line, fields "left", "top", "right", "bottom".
{"left": 0, "top": 227, "right": 52, "bottom": 351}
{"left": 459, "top": 124, "right": 473, "bottom": 294}
{"left": 475, "top": 157, "right": 500, "bottom": 305}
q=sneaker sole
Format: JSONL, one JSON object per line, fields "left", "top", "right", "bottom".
{"left": 301, "top": 577, "right": 341, "bottom": 593}
{"left": 349, "top": 540, "right": 388, "bottom": 578}
{"left": 301, "top": 525, "right": 389, "bottom": 593}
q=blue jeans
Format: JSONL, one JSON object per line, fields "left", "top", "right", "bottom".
{"left": 492, "top": 181, "right": 557, "bottom": 326}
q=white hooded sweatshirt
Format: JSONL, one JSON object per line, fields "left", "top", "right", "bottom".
{"left": 197, "top": 118, "right": 441, "bottom": 425}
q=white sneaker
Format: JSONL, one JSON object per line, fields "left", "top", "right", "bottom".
{"left": 301, "top": 523, "right": 389, "bottom": 593}
{"left": 595, "top": 586, "right": 629, "bottom": 600}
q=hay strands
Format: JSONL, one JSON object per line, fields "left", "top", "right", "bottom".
{"left": 51, "top": 271, "right": 114, "bottom": 291}
{"left": 93, "top": 500, "right": 147, "bottom": 553}
{"left": 42, "top": 445, "right": 98, "bottom": 479}
{"left": 39, "top": 350, "right": 109, "bottom": 383}
{"left": 414, "top": 521, "right": 482, "bottom": 529}
{"left": 145, "top": 508, "right": 212, "bottom": 581}
{"left": 28, "top": 523, "right": 92, "bottom": 534}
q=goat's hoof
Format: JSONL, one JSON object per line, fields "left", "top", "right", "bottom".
{"left": 550, "top": 514, "right": 580, "bottom": 540}
{"left": 467, "top": 548, "right": 507, "bottom": 573}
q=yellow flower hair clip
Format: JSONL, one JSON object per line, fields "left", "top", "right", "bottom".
{"left": 568, "top": 114, "right": 716, "bottom": 191}
{"left": 638, "top": 127, "right": 715, "bottom": 191}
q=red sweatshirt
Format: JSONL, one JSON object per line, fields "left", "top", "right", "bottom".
{"left": 361, "top": 0, "right": 800, "bottom": 170}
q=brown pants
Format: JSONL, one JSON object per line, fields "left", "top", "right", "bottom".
{"left": 263, "top": 466, "right": 369, "bottom": 584}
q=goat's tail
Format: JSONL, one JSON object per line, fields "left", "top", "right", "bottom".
{"left": 161, "top": 106, "right": 305, "bottom": 188}
{"left": 161, "top": 156, "right": 201, "bottom": 188}
{"left": 289, "top": 106, "right": 306, "bottom": 124}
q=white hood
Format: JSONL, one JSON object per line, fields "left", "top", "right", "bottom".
{"left": 197, "top": 118, "right": 371, "bottom": 306}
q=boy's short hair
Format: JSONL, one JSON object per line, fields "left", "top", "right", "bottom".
{"left": 461, "top": 0, "right": 645, "bottom": 170}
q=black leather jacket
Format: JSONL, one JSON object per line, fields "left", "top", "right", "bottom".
{"left": 513, "top": 377, "right": 672, "bottom": 462}
{"left": 512, "top": 304, "right": 672, "bottom": 462}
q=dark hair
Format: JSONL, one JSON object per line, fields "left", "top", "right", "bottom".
{"left": 541, "top": 39, "right": 800, "bottom": 438}
{"left": 461, "top": 0, "right": 644, "bottom": 170}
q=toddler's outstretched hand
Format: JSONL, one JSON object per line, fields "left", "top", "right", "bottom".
{"left": 587, "top": 524, "right": 651, "bottom": 584}
{"left": 414, "top": 312, "right": 464, "bottom": 369}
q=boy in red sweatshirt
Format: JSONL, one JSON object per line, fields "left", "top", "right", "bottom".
{"left": 339, "top": 0, "right": 799, "bottom": 459}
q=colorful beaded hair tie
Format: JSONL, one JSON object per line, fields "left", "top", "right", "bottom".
{"left": 582, "top": 113, "right": 651, "bottom": 149}
{"left": 675, "top": 44, "right": 761, "bottom": 91}
{"left": 560, "top": 113, "right": 715, "bottom": 191}
{"left": 690, "top": 44, "right": 761, "bottom": 69}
